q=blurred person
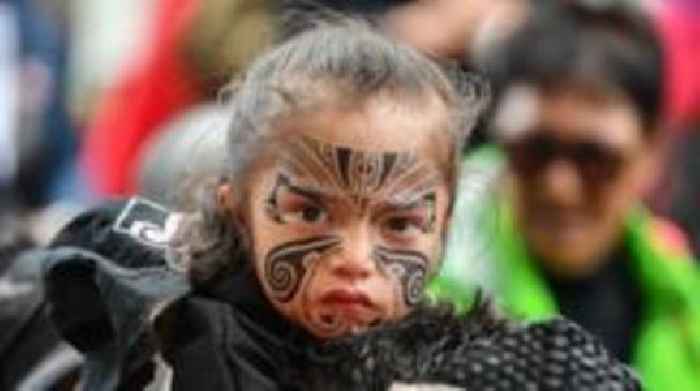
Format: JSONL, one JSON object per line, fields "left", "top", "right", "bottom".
{"left": 383, "top": 0, "right": 535, "bottom": 151}
{"left": 0, "top": 1, "right": 20, "bottom": 192}
{"left": 41, "top": 22, "right": 638, "bottom": 390}
{"left": 384, "top": 0, "right": 530, "bottom": 64}
{"left": 82, "top": 0, "right": 275, "bottom": 196}
{"left": 10, "top": 0, "right": 79, "bottom": 207}
{"left": 429, "top": 2, "right": 700, "bottom": 390}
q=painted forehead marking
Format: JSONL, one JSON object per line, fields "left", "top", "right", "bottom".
{"left": 279, "top": 135, "right": 442, "bottom": 205}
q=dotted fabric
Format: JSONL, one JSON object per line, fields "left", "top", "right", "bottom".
{"left": 298, "top": 302, "right": 641, "bottom": 390}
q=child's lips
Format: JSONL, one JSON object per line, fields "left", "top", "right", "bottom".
{"left": 320, "top": 289, "right": 377, "bottom": 314}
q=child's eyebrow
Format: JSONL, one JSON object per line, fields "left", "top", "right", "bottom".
{"left": 283, "top": 182, "right": 325, "bottom": 204}
{"left": 378, "top": 192, "right": 436, "bottom": 212}
{"left": 280, "top": 172, "right": 437, "bottom": 210}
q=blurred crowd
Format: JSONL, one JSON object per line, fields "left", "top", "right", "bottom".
{"left": 1, "top": 0, "right": 700, "bottom": 389}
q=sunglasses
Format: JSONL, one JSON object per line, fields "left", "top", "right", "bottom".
{"left": 504, "top": 134, "right": 630, "bottom": 185}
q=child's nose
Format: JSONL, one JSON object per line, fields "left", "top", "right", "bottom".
{"left": 329, "top": 226, "right": 375, "bottom": 281}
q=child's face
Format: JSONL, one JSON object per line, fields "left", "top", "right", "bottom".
{"left": 233, "top": 96, "right": 452, "bottom": 339}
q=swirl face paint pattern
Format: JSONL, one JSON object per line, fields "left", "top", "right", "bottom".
{"left": 264, "top": 236, "right": 342, "bottom": 302}
{"left": 280, "top": 136, "right": 441, "bottom": 207}
{"left": 260, "top": 135, "right": 443, "bottom": 325}
{"left": 372, "top": 246, "right": 428, "bottom": 306}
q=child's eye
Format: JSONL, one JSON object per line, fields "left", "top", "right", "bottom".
{"left": 384, "top": 216, "right": 424, "bottom": 237}
{"left": 274, "top": 186, "right": 329, "bottom": 226}
{"left": 300, "top": 205, "right": 326, "bottom": 223}
{"left": 286, "top": 204, "right": 328, "bottom": 225}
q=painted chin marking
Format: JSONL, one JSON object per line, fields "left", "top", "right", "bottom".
{"left": 308, "top": 311, "right": 348, "bottom": 337}
{"left": 264, "top": 236, "right": 342, "bottom": 303}
{"left": 308, "top": 311, "right": 382, "bottom": 337}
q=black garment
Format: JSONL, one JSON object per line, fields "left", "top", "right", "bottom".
{"left": 44, "top": 198, "right": 641, "bottom": 390}
{"left": 540, "top": 247, "right": 643, "bottom": 363}
{"left": 1, "top": 245, "right": 82, "bottom": 390}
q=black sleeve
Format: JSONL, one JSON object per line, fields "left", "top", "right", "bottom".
{"left": 0, "top": 248, "right": 82, "bottom": 391}
{"left": 43, "top": 197, "right": 191, "bottom": 391}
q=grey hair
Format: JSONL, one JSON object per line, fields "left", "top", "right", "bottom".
{"left": 170, "top": 19, "right": 489, "bottom": 287}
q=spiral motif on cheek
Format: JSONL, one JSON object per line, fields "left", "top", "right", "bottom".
{"left": 405, "top": 267, "right": 426, "bottom": 306}
{"left": 264, "top": 236, "right": 342, "bottom": 303}
{"left": 267, "top": 256, "right": 299, "bottom": 302}
{"left": 373, "top": 246, "right": 429, "bottom": 307}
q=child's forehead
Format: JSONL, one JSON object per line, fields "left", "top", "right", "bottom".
{"left": 266, "top": 133, "right": 446, "bottom": 208}
{"left": 271, "top": 93, "right": 451, "bottom": 153}
{"left": 270, "top": 133, "right": 446, "bottom": 178}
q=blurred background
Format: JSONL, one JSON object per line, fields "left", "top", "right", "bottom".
{"left": 1, "top": 0, "right": 700, "bottom": 389}
{"left": 1, "top": 0, "right": 699, "bottom": 244}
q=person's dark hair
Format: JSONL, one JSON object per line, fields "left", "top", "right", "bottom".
{"left": 169, "top": 19, "right": 488, "bottom": 286}
{"left": 488, "top": 0, "right": 663, "bottom": 133}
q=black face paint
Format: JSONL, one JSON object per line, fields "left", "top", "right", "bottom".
{"left": 422, "top": 192, "right": 437, "bottom": 234}
{"left": 264, "top": 235, "right": 342, "bottom": 303}
{"left": 265, "top": 174, "right": 326, "bottom": 225}
{"left": 372, "top": 246, "right": 429, "bottom": 306}
{"left": 281, "top": 136, "right": 441, "bottom": 210}
{"left": 265, "top": 175, "right": 286, "bottom": 224}
{"left": 392, "top": 191, "right": 437, "bottom": 235}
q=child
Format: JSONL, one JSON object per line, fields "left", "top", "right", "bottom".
{"left": 44, "top": 21, "right": 639, "bottom": 390}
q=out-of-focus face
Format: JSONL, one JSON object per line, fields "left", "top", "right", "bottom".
{"left": 496, "top": 84, "right": 658, "bottom": 277}
{"left": 227, "top": 95, "right": 452, "bottom": 339}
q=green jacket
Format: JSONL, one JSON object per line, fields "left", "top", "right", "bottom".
{"left": 428, "top": 148, "right": 700, "bottom": 391}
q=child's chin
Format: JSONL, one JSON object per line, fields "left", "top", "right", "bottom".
{"left": 305, "top": 315, "right": 374, "bottom": 340}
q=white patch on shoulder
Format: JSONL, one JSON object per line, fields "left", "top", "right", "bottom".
{"left": 389, "top": 383, "right": 462, "bottom": 391}
{"left": 113, "top": 197, "right": 182, "bottom": 248}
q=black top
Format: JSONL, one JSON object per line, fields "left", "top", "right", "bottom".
{"left": 43, "top": 198, "right": 642, "bottom": 390}
{"left": 541, "top": 247, "right": 643, "bottom": 363}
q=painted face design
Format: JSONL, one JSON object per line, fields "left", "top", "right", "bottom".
{"left": 253, "top": 135, "right": 446, "bottom": 339}
{"left": 264, "top": 235, "right": 342, "bottom": 303}
{"left": 371, "top": 246, "right": 429, "bottom": 306}
{"left": 277, "top": 135, "right": 441, "bottom": 208}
